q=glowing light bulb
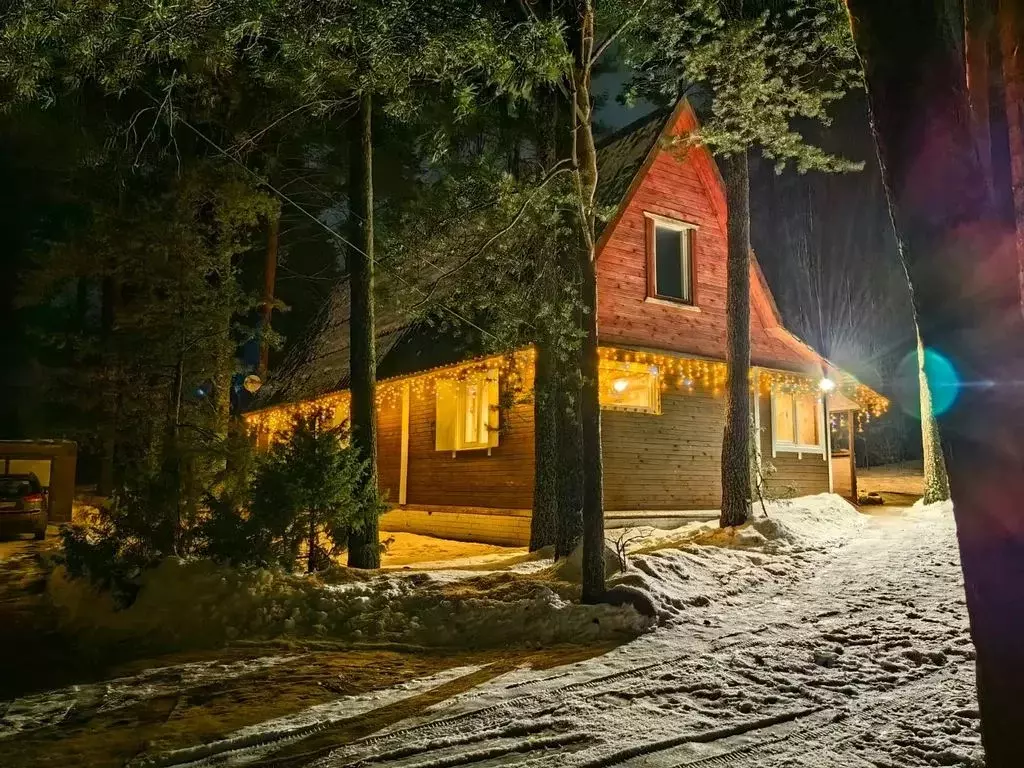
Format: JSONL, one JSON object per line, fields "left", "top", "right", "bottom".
{"left": 818, "top": 377, "right": 836, "bottom": 393}
{"left": 612, "top": 378, "right": 629, "bottom": 393}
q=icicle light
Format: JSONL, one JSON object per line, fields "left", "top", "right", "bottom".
{"left": 244, "top": 345, "right": 889, "bottom": 444}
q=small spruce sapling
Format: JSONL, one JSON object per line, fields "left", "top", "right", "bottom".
{"left": 249, "top": 406, "right": 383, "bottom": 573}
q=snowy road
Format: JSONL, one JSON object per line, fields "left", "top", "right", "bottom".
{"left": 273, "top": 506, "right": 981, "bottom": 768}
{"left": 5, "top": 503, "right": 980, "bottom": 768}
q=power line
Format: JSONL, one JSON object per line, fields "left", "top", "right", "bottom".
{"left": 145, "top": 90, "right": 504, "bottom": 345}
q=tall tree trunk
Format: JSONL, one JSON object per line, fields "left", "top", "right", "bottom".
{"left": 530, "top": 337, "right": 559, "bottom": 551}
{"left": 166, "top": 343, "right": 185, "bottom": 556}
{"left": 346, "top": 92, "right": 381, "bottom": 570}
{"left": 847, "top": 1, "right": 1024, "bottom": 763}
{"left": 555, "top": 337, "right": 585, "bottom": 558}
{"left": 563, "top": 0, "right": 605, "bottom": 603}
{"left": 530, "top": 86, "right": 563, "bottom": 553}
{"left": 719, "top": 151, "right": 752, "bottom": 528}
{"left": 917, "top": 326, "right": 950, "bottom": 503}
{"left": 965, "top": 0, "right": 995, "bottom": 197}
{"left": 998, "top": 0, "right": 1024, "bottom": 317}
{"left": 258, "top": 215, "right": 280, "bottom": 380}
{"left": 577, "top": 246, "right": 605, "bottom": 602}
{"left": 98, "top": 275, "right": 116, "bottom": 496}
{"left": 308, "top": 508, "right": 317, "bottom": 574}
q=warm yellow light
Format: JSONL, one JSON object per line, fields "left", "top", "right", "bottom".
{"left": 244, "top": 344, "right": 890, "bottom": 446}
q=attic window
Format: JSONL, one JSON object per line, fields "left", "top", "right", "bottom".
{"left": 645, "top": 213, "right": 696, "bottom": 305}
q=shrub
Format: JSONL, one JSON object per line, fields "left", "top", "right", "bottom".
{"left": 60, "top": 471, "right": 179, "bottom": 606}
{"left": 58, "top": 409, "right": 382, "bottom": 603}
{"left": 247, "top": 406, "right": 379, "bottom": 572}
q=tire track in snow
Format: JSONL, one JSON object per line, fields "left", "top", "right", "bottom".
{"left": 319, "top": 512, "right": 972, "bottom": 768}
{"left": 162, "top": 509, "right": 972, "bottom": 768}
{"left": 658, "top": 665, "right": 961, "bottom": 767}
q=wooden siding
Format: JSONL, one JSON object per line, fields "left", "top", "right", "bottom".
{"left": 596, "top": 109, "right": 819, "bottom": 372}
{"left": 831, "top": 451, "right": 854, "bottom": 500}
{"left": 376, "top": 375, "right": 830, "bottom": 517}
{"left": 757, "top": 394, "right": 830, "bottom": 498}
{"left": 395, "top": 385, "right": 535, "bottom": 509}
{"left": 377, "top": 396, "right": 403, "bottom": 505}
{"left": 603, "top": 391, "right": 726, "bottom": 511}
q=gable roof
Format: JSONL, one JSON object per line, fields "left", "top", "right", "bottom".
{"left": 595, "top": 108, "right": 673, "bottom": 212}
{"left": 593, "top": 100, "right": 824, "bottom": 371}
{"left": 253, "top": 102, "right": 828, "bottom": 409}
{"left": 253, "top": 109, "right": 685, "bottom": 409}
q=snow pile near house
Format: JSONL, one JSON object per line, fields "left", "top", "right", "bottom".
{"left": 47, "top": 558, "right": 648, "bottom": 652}
{"left": 45, "top": 494, "right": 865, "bottom": 652}
{"left": 609, "top": 494, "right": 867, "bottom": 624}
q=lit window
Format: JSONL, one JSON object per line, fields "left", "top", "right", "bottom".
{"left": 646, "top": 214, "right": 695, "bottom": 304}
{"left": 599, "top": 360, "right": 661, "bottom": 414}
{"left": 435, "top": 370, "right": 499, "bottom": 452}
{"left": 771, "top": 390, "right": 824, "bottom": 455}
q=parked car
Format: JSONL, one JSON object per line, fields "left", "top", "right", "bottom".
{"left": 0, "top": 473, "right": 48, "bottom": 540}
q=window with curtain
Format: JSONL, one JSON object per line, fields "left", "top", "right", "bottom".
{"left": 771, "top": 390, "right": 823, "bottom": 454}
{"left": 435, "top": 370, "right": 499, "bottom": 452}
{"left": 599, "top": 359, "right": 661, "bottom": 414}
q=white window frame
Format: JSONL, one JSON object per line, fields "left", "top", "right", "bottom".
{"left": 770, "top": 388, "right": 826, "bottom": 459}
{"left": 435, "top": 369, "right": 500, "bottom": 454}
{"left": 457, "top": 376, "right": 492, "bottom": 450}
{"left": 599, "top": 360, "right": 662, "bottom": 415}
{"left": 645, "top": 212, "right": 697, "bottom": 306}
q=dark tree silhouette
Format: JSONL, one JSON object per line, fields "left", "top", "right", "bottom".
{"left": 847, "top": 0, "right": 1024, "bottom": 762}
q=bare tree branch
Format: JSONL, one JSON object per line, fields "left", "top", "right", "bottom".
{"left": 413, "top": 161, "right": 573, "bottom": 310}
{"left": 591, "top": 0, "right": 652, "bottom": 66}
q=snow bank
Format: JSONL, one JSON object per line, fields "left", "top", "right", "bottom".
{"left": 46, "top": 495, "right": 865, "bottom": 652}
{"left": 47, "top": 558, "right": 648, "bottom": 652}
{"left": 910, "top": 498, "right": 954, "bottom": 516}
{"left": 609, "top": 494, "right": 867, "bottom": 624}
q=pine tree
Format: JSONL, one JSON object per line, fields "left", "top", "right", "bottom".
{"left": 624, "top": 0, "right": 861, "bottom": 528}
{"left": 5, "top": 0, "right": 565, "bottom": 568}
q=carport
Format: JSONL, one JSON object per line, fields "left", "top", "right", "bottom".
{"left": 0, "top": 440, "right": 77, "bottom": 523}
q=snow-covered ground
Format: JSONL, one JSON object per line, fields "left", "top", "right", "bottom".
{"left": 859, "top": 461, "right": 925, "bottom": 498}
{"left": 296, "top": 499, "right": 976, "bottom": 768}
{"left": 6, "top": 496, "right": 979, "bottom": 766}
{"left": 41, "top": 495, "right": 969, "bottom": 768}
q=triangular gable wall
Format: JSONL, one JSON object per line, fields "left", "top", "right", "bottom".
{"left": 595, "top": 101, "right": 823, "bottom": 373}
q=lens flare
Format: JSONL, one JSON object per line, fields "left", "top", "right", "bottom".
{"left": 894, "top": 347, "right": 960, "bottom": 418}
{"left": 921, "top": 349, "right": 960, "bottom": 415}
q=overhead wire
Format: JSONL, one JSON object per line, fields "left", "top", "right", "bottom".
{"left": 142, "top": 89, "right": 507, "bottom": 346}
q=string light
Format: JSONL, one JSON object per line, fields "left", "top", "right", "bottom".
{"left": 245, "top": 345, "right": 890, "bottom": 443}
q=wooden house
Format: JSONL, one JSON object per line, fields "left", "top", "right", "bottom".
{"left": 247, "top": 102, "right": 888, "bottom": 545}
